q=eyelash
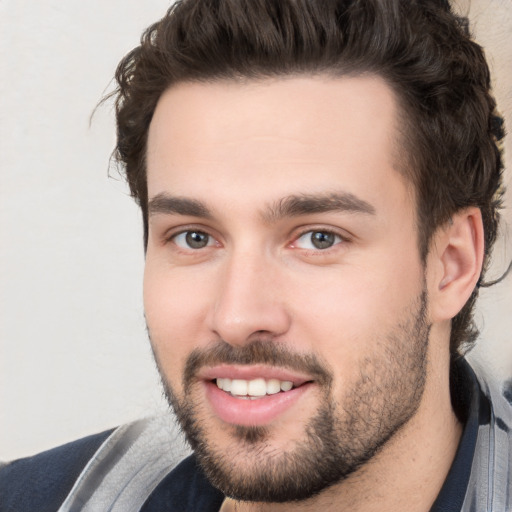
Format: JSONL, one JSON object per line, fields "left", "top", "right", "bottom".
{"left": 290, "top": 228, "right": 348, "bottom": 252}
{"left": 165, "top": 226, "right": 217, "bottom": 250}
{"left": 165, "top": 226, "right": 349, "bottom": 254}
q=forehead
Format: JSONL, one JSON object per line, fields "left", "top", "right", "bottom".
{"left": 146, "top": 75, "right": 411, "bottom": 213}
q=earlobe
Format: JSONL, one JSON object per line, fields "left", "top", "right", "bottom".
{"left": 429, "top": 208, "right": 484, "bottom": 321}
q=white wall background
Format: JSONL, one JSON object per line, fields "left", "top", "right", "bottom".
{"left": 1, "top": 0, "right": 511, "bottom": 461}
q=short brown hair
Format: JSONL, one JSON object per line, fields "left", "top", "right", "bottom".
{"left": 111, "top": 0, "right": 505, "bottom": 357}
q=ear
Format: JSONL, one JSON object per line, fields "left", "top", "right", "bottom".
{"left": 427, "top": 207, "right": 484, "bottom": 322}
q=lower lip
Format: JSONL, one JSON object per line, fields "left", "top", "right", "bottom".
{"left": 204, "top": 381, "right": 313, "bottom": 427}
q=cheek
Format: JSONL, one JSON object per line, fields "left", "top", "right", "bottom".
{"left": 289, "top": 254, "right": 424, "bottom": 365}
{"left": 143, "top": 260, "right": 211, "bottom": 374}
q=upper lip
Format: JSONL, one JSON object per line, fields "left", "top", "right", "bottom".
{"left": 197, "top": 364, "right": 314, "bottom": 387}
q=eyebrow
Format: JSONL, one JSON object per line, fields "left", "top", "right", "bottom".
{"left": 148, "top": 193, "right": 213, "bottom": 219}
{"left": 264, "top": 192, "right": 376, "bottom": 222}
{"left": 147, "top": 191, "right": 375, "bottom": 221}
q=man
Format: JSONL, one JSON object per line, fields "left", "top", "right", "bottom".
{"left": 1, "top": 0, "right": 511, "bottom": 511}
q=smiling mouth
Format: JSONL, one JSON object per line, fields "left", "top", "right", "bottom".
{"left": 202, "top": 370, "right": 316, "bottom": 426}
{"left": 214, "top": 377, "right": 306, "bottom": 399}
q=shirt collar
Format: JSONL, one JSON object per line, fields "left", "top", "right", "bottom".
{"left": 429, "top": 358, "right": 485, "bottom": 512}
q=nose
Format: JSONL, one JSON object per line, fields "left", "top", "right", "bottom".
{"left": 207, "top": 251, "right": 291, "bottom": 346}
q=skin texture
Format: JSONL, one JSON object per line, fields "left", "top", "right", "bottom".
{"left": 144, "top": 76, "right": 483, "bottom": 511}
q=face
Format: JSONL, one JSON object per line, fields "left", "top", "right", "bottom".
{"left": 144, "top": 76, "right": 430, "bottom": 501}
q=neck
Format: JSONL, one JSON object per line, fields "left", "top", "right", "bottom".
{"left": 228, "top": 346, "right": 462, "bottom": 512}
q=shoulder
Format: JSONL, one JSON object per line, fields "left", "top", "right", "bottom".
{"left": 0, "top": 416, "right": 219, "bottom": 512}
{"left": 0, "top": 428, "right": 114, "bottom": 512}
{"left": 463, "top": 358, "right": 512, "bottom": 511}
{"left": 10, "top": 415, "right": 196, "bottom": 511}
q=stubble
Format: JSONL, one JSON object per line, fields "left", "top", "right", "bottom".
{"left": 153, "top": 290, "right": 430, "bottom": 502}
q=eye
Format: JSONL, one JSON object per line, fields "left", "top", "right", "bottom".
{"left": 294, "top": 230, "right": 342, "bottom": 250}
{"left": 172, "top": 230, "right": 215, "bottom": 249}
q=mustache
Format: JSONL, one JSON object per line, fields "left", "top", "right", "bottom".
{"left": 183, "top": 340, "right": 333, "bottom": 389}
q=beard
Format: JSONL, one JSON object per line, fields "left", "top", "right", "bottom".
{"left": 152, "top": 290, "right": 430, "bottom": 503}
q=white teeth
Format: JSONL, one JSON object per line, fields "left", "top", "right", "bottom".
{"left": 221, "top": 378, "right": 231, "bottom": 392}
{"left": 247, "top": 378, "right": 267, "bottom": 397}
{"left": 215, "top": 377, "right": 296, "bottom": 396}
{"left": 231, "top": 379, "right": 248, "bottom": 396}
{"left": 266, "top": 379, "right": 281, "bottom": 395}
{"left": 280, "top": 381, "right": 293, "bottom": 392}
